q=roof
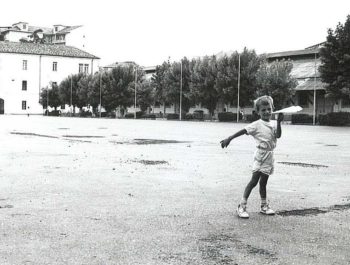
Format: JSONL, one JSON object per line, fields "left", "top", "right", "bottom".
{"left": 0, "top": 41, "right": 99, "bottom": 59}
{"left": 294, "top": 78, "right": 326, "bottom": 91}
{"left": 58, "top": 25, "right": 82, "bottom": 34}
{"left": 291, "top": 59, "right": 321, "bottom": 79}
{"left": 28, "top": 25, "right": 53, "bottom": 34}
{"left": 266, "top": 48, "right": 319, "bottom": 59}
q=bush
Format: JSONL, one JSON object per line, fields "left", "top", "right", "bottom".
{"left": 141, "top": 114, "right": 156, "bottom": 119}
{"left": 44, "top": 110, "right": 61, "bottom": 116}
{"left": 193, "top": 110, "right": 204, "bottom": 120}
{"left": 166, "top": 113, "right": 179, "bottom": 120}
{"left": 246, "top": 113, "right": 260, "bottom": 122}
{"left": 218, "top": 112, "right": 243, "bottom": 122}
{"left": 79, "top": 110, "right": 92, "bottom": 117}
{"left": 291, "top": 114, "right": 314, "bottom": 124}
{"left": 319, "top": 112, "right": 350, "bottom": 126}
{"left": 124, "top": 111, "right": 144, "bottom": 119}
{"left": 185, "top": 113, "right": 193, "bottom": 120}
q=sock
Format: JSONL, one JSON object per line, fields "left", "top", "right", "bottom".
{"left": 261, "top": 198, "right": 267, "bottom": 205}
{"left": 240, "top": 198, "right": 247, "bottom": 206}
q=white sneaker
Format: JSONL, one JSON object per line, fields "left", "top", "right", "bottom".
{"left": 237, "top": 204, "right": 249, "bottom": 218}
{"left": 260, "top": 204, "right": 275, "bottom": 215}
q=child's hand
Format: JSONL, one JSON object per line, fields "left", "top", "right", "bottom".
{"left": 277, "top": 113, "right": 284, "bottom": 122}
{"left": 220, "top": 138, "right": 231, "bottom": 148}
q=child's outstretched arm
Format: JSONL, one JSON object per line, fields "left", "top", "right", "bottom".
{"left": 276, "top": 113, "right": 284, "bottom": 138}
{"left": 220, "top": 129, "right": 247, "bottom": 148}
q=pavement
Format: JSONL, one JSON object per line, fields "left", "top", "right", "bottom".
{"left": 0, "top": 115, "right": 349, "bottom": 265}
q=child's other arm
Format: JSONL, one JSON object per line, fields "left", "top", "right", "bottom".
{"left": 276, "top": 113, "right": 284, "bottom": 138}
{"left": 220, "top": 129, "right": 247, "bottom": 148}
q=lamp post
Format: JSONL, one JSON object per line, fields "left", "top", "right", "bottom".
{"left": 70, "top": 75, "right": 73, "bottom": 117}
{"left": 179, "top": 60, "right": 183, "bottom": 120}
{"left": 99, "top": 71, "right": 102, "bottom": 118}
{"left": 47, "top": 87, "right": 49, "bottom": 116}
{"left": 313, "top": 52, "right": 317, "bottom": 125}
{"left": 134, "top": 66, "right": 138, "bottom": 119}
{"left": 237, "top": 53, "right": 241, "bottom": 122}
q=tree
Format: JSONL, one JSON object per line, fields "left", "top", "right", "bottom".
{"left": 190, "top": 56, "right": 219, "bottom": 117}
{"left": 151, "top": 61, "right": 171, "bottom": 113}
{"left": 319, "top": 15, "right": 350, "bottom": 101}
{"left": 39, "top": 83, "right": 61, "bottom": 110}
{"left": 59, "top": 73, "right": 84, "bottom": 113}
{"left": 102, "top": 65, "right": 135, "bottom": 112}
{"left": 256, "top": 59, "right": 297, "bottom": 109}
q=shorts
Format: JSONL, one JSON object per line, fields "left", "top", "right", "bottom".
{"left": 252, "top": 149, "right": 274, "bottom": 175}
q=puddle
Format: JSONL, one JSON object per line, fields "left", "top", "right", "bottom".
{"left": 135, "top": 160, "right": 168, "bottom": 165}
{"left": 58, "top": 128, "right": 69, "bottom": 130}
{"left": 199, "top": 234, "right": 276, "bottom": 263}
{"left": 278, "top": 162, "right": 328, "bottom": 168}
{"left": 11, "top": 132, "right": 58, "bottom": 139}
{"left": 277, "top": 203, "right": 350, "bottom": 217}
{"left": 324, "top": 144, "right": 338, "bottom": 147}
{"left": 277, "top": 208, "right": 327, "bottom": 216}
{"left": 63, "top": 135, "right": 105, "bottom": 138}
{"left": 111, "top": 139, "right": 189, "bottom": 145}
{"left": 0, "top": 205, "right": 14, "bottom": 209}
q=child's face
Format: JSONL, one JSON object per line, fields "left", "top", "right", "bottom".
{"left": 258, "top": 103, "right": 272, "bottom": 121}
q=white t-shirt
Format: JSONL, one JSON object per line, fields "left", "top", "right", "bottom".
{"left": 244, "top": 119, "right": 278, "bottom": 151}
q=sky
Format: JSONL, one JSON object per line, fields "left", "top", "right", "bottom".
{"left": 1, "top": 0, "right": 350, "bottom": 66}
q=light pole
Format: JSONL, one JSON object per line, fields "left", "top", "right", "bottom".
{"left": 134, "top": 66, "right": 138, "bottom": 119}
{"left": 179, "top": 60, "right": 183, "bottom": 120}
{"left": 47, "top": 87, "right": 49, "bottom": 116}
{"left": 70, "top": 75, "right": 73, "bottom": 117}
{"left": 313, "top": 52, "right": 317, "bottom": 125}
{"left": 237, "top": 53, "right": 241, "bottom": 122}
{"left": 99, "top": 71, "right": 102, "bottom": 118}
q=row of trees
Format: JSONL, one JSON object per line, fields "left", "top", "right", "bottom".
{"left": 40, "top": 48, "right": 298, "bottom": 117}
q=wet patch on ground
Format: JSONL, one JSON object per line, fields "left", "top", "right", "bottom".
{"left": 199, "top": 233, "right": 276, "bottom": 264}
{"left": 277, "top": 161, "right": 328, "bottom": 168}
{"left": 110, "top": 139, "right": 190, "bottom": 145}
{"left": 277, "top": 203, "right": 350, "bottom": 217}
{"left": 57, "top": 128, "right": 69, "bottom": 130}
{"left": 134, "top": 159, "right": 169, "bottom": 165}
{"left": 0, "top": 205, "right": 14, "bottom": 209}
{"left": 11, "top": 132, "right": 58, "bottom": 139}
{"left": 324, "top": 144, "right": 338, "bottom": 146}
{"left": 62, "top": 135, "right": 105, "bottom": 138}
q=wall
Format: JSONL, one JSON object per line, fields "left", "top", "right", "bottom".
{"left": 0, "top": 53, "right": 99, "bottom": 114}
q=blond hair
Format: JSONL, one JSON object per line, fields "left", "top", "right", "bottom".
{"left": 254, "top": 96, "right": 274, "bottom": 112}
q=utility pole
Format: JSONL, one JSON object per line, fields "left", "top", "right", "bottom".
{"left": 237, "top": 53, "right": 241, "bottom": 122}
{"left": 180, "top": 60, "right": 183, "bottom": 120}
{"left": 313, "top": 52, "right": 317, "bottom": 125}
{"left": 70, "top": 75, "right": 73, "bottom": 117}
{"left": 99, "top": 71, "right": 102, "bottom": 118}
{"left": 134, "top": 66, "right": 137, "bottom": 119}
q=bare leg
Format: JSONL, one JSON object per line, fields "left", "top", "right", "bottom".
{"left": 259, "top": 172, "right": 269, "bottom": 200}
{"left": 242, "top": 171, "right": 261, "bottom": 201}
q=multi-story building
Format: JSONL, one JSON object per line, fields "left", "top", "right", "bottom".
{"left": 0, "top": 22, "right": 87, "bottom": 51}
{"left": 266, "top": 46, "right": 350, "bottom": 117}
{"left": 0, "top": 41, "right": 99, "bottom": 114}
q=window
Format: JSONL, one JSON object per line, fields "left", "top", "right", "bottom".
{"left": 23, "top": 24, "right": 26, "bottom": 30}
{"left": 79, "top": 64, "right": 83, "bottom": 73}
{"left": 298, "top": 91, "right": 309, "bottom": 107}
{"left": 22, "top": 60, "right": 28, "bottom": 70}
{"left": 22, "top": 80, "right": 27, "bottom": 91}
{"left": 342, "top": 97, "right": 350, "bottom": 107}
{"left": 84, "top": 64, "right": 89, "bottom": 74}
{"left": 53, "top": 62, "right": 57, "bottom": 71}
{"left": 22, "top": 101, "right": 27, "bottom": 110}
{"left": 61, "top": 104, "right": 65, "bottom": 110}
{"left": 55, "top": 26, "right": 58, "bottom": 32}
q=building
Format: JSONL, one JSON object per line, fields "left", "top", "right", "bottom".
{"left": 266, "top": 47, "right": 350, "bottom": 118}
{"left": 0, "top": 22, "right": 88, "bottom": 51}
{"left": 0, "top": 41, "right": 99, "bottom": 115}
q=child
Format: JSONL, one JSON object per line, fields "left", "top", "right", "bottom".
{"left": 220, "top": 96, "right": 284, "bottom": 218}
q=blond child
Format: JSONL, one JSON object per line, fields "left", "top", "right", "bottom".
{"left": 220, "top": 96, "right": 284, "bottom": 218}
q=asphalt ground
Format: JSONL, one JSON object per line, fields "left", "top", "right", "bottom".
{"left": 0, "top": 115, "right": 349, "bottom": 265}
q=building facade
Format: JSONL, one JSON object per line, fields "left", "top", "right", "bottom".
{"left": 0, "top": 22, "right": 87, "bottom": 51}
{"left": 0, "top": 42, "right": 99, "bottom": 114}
